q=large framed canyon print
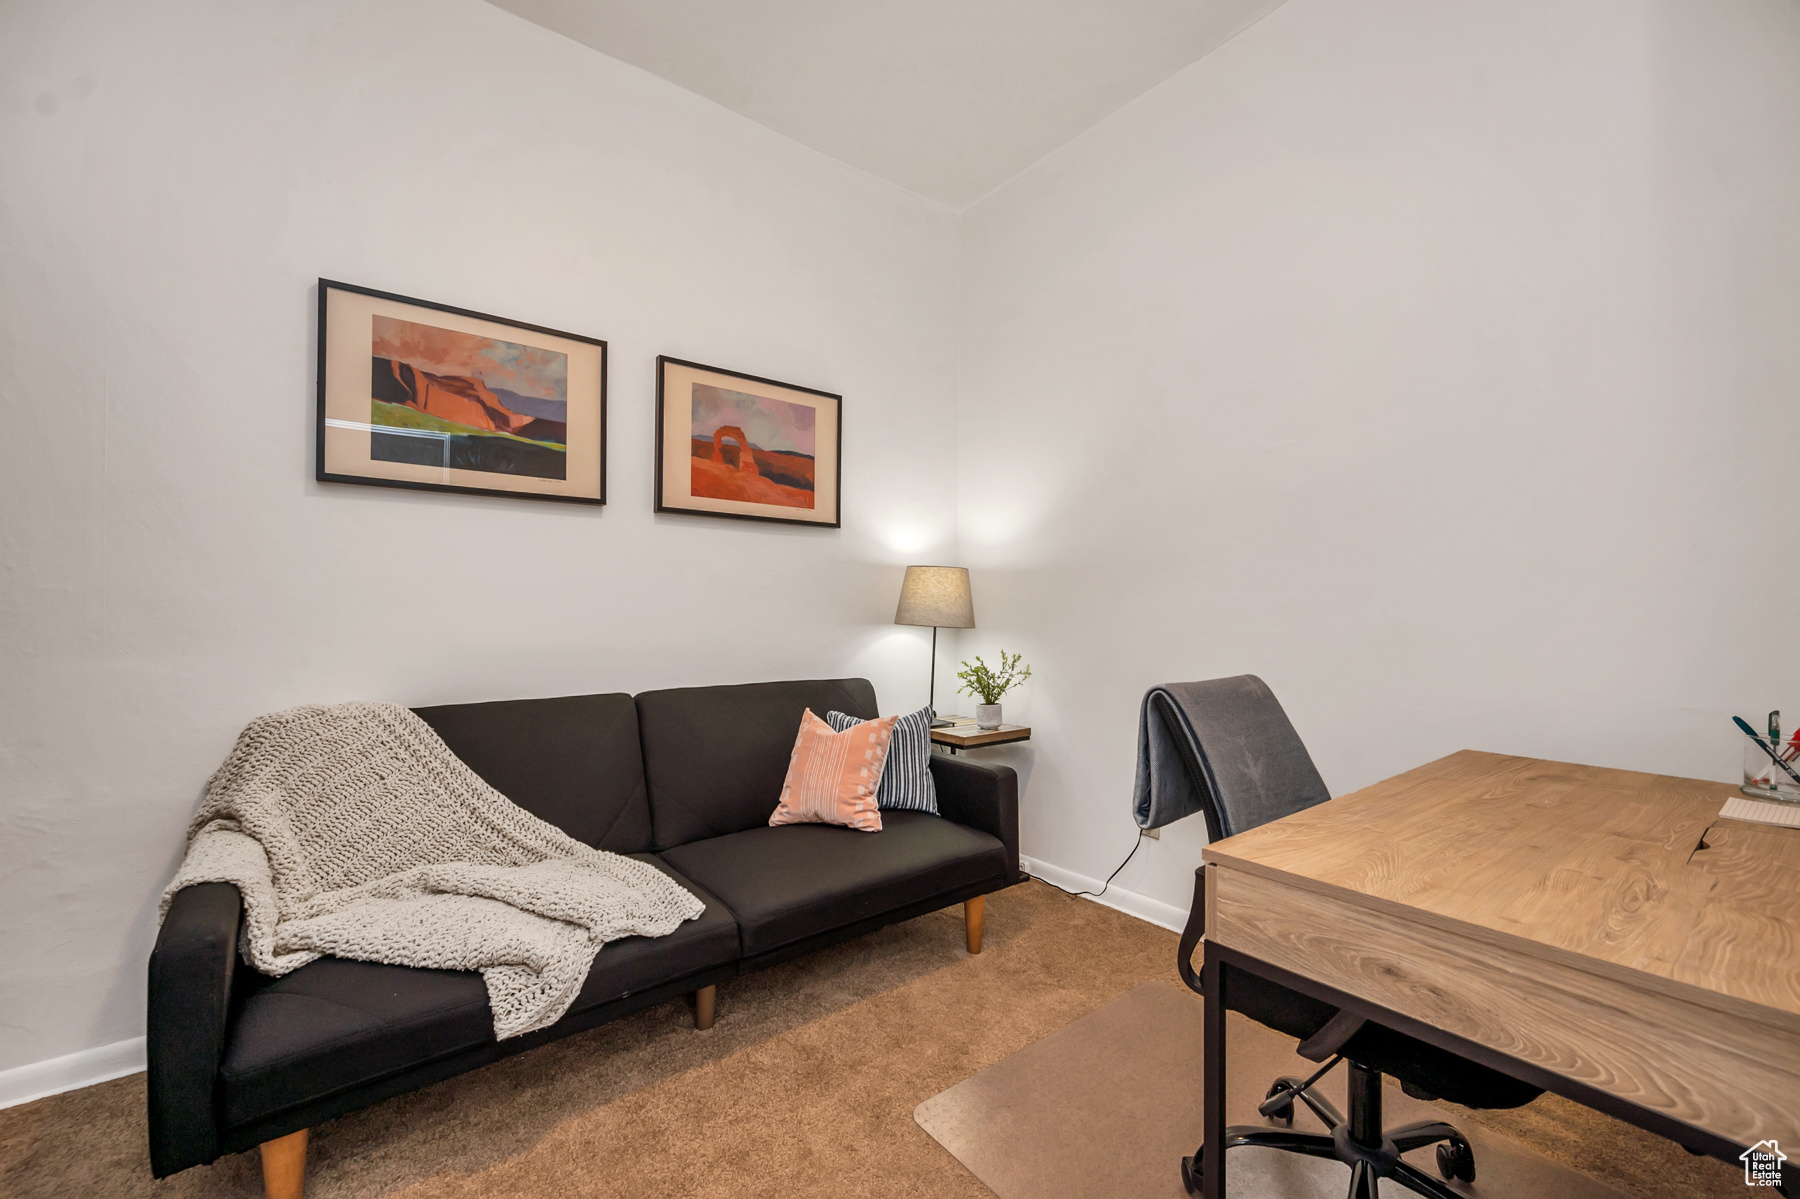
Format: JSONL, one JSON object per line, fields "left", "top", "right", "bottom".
{"left": 654, "top": 356, "right": 841, "bottom": 527}
{"left": 317, "top": 280, "right": 606, "bottom": 505}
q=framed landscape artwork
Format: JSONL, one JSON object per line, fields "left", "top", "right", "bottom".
{"left": 654, "top": 357, "right": 841, "bottom": 527}
{"left": 317, "top": 280, "right": 606, "bottom": 504}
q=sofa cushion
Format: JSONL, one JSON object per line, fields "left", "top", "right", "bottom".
{"left": 217, "top": 856, "right": 737, "bottom": 1127}
{"left": 413, "top": 693, "right": 653, "bottom": 853}
{"left": 768, "top": 710, "right": 895, "bottom": 832}
{"left": 637, "top": 678, "right": 878, "bottom": 849}
{"left": 656, "top": 810, "right": 1007, "bottom": 957}
{"left": 828, "top": 706, "right": 938, "bottom": 814}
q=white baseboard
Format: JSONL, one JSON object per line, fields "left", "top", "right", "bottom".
{"left": 0, "top": 1037, "right": 145, "bottom": 1110}
{"left": 1020, "top": 855, "right": 1188, "bottom": 933}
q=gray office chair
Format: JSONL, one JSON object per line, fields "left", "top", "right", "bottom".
{"left": 1157, "top": 677, "right": 1541, "bottom": 1199}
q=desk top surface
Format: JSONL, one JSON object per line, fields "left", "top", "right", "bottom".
{"left": 1203, "top": 749, "right": 1800, "bottom": 1021}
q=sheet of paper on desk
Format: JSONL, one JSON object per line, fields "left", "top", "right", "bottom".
{"left": 1720, "top": 794, "right": 1800, "bottom": 828}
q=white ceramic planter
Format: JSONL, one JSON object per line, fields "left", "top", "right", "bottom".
{"left": 976, "top": 704, "right": 1003, "bottom": 730}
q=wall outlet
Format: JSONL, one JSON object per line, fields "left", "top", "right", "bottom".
{"left": 1141, "top": 827, "right": 1160, "bottom": 840}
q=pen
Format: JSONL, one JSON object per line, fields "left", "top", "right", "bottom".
{"left": 1734, "top": 716, "right": 1800, "bottom": 789}
{"left": 1771, "top": 711, "right": 1798, "bottom": 763}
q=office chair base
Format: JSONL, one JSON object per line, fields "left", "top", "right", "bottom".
{"left": 1182, "top": 1130, "right": 1468, "bottom": 1199}
{"left": 1182, "top": 1067, "right": 1473, "bottom": 1199}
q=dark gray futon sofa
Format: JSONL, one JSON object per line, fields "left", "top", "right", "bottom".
{"left": 148, "top": 678, "right": 1020, "bottom": 1193}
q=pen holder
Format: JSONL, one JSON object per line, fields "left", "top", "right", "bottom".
{"left": 1742, "top": 737, "right": 1800, "bottom": 803}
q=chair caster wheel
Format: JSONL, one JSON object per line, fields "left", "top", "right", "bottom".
{"left": 1181, "top": 1154, "right": 1201, "bottom": 1195}
{"left": 1263, "top": 1080, "right": 1296, "bottom": 1124}
{"left": 1436, "top": 1136, "right": 1476, "bottom": 1182}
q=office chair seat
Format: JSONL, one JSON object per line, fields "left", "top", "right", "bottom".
{"left": 1225, "top": 965, "right": 1541, "bottom": 1112}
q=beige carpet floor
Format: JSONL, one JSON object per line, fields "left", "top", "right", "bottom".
{"left": 0, "top": 881, "right": 1745, "bottom": 1198}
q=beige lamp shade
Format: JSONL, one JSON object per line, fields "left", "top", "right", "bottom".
{"left": 894, "top": 566, "right": 974, "bottom": 628}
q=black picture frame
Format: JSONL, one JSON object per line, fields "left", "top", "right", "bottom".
{"left": 316, "top": 279, "right": 607, "bottom": 506}
{"left": 654, "top": 355, "right": 843, "bottom": 528}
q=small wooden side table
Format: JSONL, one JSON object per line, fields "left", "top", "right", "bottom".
{"left": 930, "top": 719, "right": 1031, "bottom": 755}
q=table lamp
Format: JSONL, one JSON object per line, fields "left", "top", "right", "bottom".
{"left": 894, "top": 566, "right": 974, "bottom": 728}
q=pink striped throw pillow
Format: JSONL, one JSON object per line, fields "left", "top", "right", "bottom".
{"left": 768, "top": 709, "right": 898, "bottom": 832}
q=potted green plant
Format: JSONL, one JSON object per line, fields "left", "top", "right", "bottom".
{"left": 957, "top": 650, "right": 1032, "bottom": 730}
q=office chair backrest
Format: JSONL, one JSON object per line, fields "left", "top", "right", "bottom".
{"left": 1151, "top": 675, "right": 1331, "bottom": 839}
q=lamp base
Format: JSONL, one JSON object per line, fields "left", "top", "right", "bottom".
{"left": 930, "top": 717, "right": 956, "bottom": 729}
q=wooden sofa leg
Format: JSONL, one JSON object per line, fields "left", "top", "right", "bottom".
{"left": 965, "top": 896, "right": 985, "bottom": 954}
{"left": 694, "top": 984, "right": 717, "bottom": 1030}
{"left": 259, "top": 1128, "right": 308, "bottom": 1199}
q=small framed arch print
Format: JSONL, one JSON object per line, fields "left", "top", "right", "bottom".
{"left": 654, "top": 356, "right": 841, "bottom": 527}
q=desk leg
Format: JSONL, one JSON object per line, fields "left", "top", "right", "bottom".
{"left": 1202, "top": 943, "right": 1227, "bottom": 1199}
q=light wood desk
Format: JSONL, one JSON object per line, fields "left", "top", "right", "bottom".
{"left": 1198, "top": 749, "right": 1800, "bottom": 1198}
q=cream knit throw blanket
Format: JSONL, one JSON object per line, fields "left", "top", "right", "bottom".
{"left": 161, "top": 701, "right": 704, "bottom": 1040}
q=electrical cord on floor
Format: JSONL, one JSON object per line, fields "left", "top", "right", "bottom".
{"left": 1024, "top": 830, "right": 1146, "bottom": 901}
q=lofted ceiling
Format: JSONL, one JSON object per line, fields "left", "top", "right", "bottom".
{"left": 485, "top": 0, "right": 1289, "bottom": 207}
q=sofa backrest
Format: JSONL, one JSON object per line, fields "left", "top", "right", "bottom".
{"left": 412, "top": 693, "right": 654, "bottom": 853}
{"left": 636, "top": 678, "right": 879, "bottom": 849}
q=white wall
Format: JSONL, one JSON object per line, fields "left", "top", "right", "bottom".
{"left": 956, "top": 0, "right": 1800, "bottom": 911}
{"left": 0, "top": 0, "right": 960, "bottom": 1075}
{"left": 6, "top": 0, "right": 1800, "bottom": 1090}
